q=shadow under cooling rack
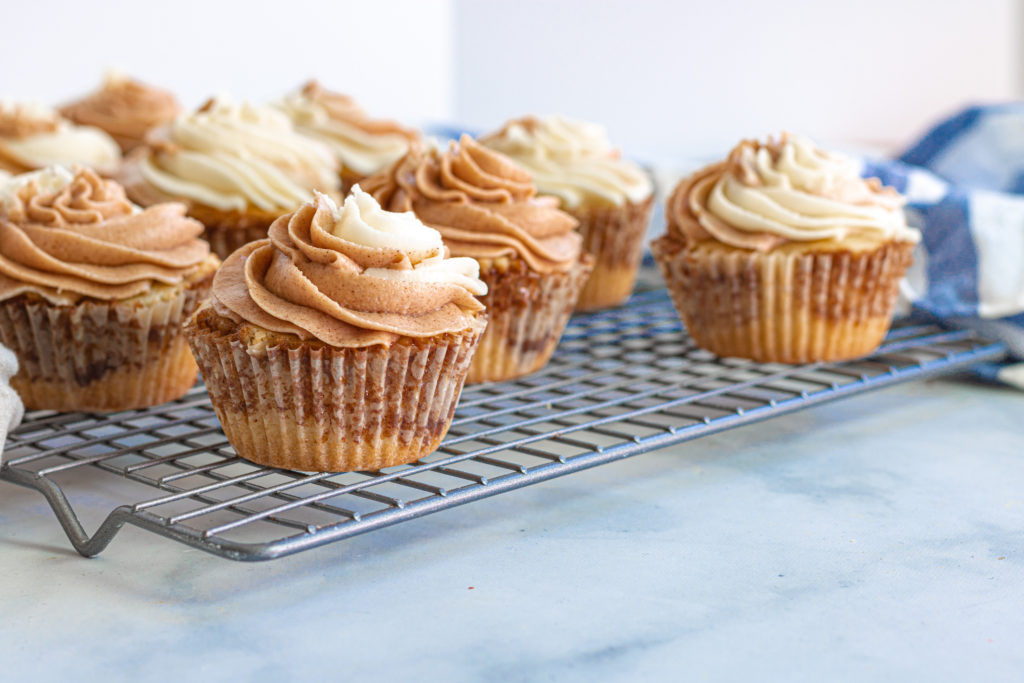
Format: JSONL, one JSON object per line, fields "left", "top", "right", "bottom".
{"left": 0, "top": 287, "right": 1007, "bottom": 561}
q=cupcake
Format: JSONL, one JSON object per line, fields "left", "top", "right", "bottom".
{"left": 650, "top": 134, "right": 920, "bottom": 363}
{"left": 363, "top": 135, "right": 591, "bottom": 383}
{"left": 59, "top": 70, "right": 182, "bottom": 154}
{"left": 184, "top": 186, "right": 487, "bottom": 472}
{"left": 0, "top": 101, "right": 121, "bottom": 176}
{"left": 275, "top": 81, "right": 420, "bottom": 194}
{"left": 0, "top": 166, "right": 218, "bottom": 411}
{"left": 119, "top": 96, "right": 340, "bottom": 259}
{"left": 481, "top": 115, "right": 653, "bottom": 311}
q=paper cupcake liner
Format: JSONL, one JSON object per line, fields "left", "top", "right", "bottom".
{"left": 185, "top": 308, "right": 486, "bottom": 472}
{"left": 0, "top": 280, "right": 211, "bottom": 411}
{"left": 469, "top": 254, "right": 593, "bottom": 383}
{"left": 651, "top": 235, "right": 915, "bottom": 363}
{"left": 202, "top": 224, "right": 275, "bottom": 260}
{"left": 570, "top": 195, "right": 654, "bottom": 311}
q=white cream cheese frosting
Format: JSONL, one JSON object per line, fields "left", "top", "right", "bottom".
{"left": 136, "top": 96, "right": 340, "bottom": 212}
{"left": 276, "top": 82, "right": 418, "bottom": 179}
{"left": 0, "top": 101, "right": 121, "bottom": 175}
{"left": 481, "top": 115, "right": 652, "bottom": 208}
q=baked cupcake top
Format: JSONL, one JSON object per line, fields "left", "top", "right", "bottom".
{"left": 0, "top": 102, "right": 121, "bottom": 176}
{"left": 123, "top": 96, "right": 340, "bottom": 213}
{"left": 59, "top": 70, "right": 182, "bottom": 154}
{"left": 0, "top": 166, "right": 213, "bottom": 305}
{"left": 276, "top": 81, "right": 419, "bottom": 178}
{"left": 481, "top": 115, "right": 652, "bottom": 209}
{"left": 211, "top": 185, "right": 487, "bottom": 348}
{"left": 363, "top": 135, "right": 581, "bottom": 274}
{"left": 667, "top": 134, "right": 920, "bottom": 252}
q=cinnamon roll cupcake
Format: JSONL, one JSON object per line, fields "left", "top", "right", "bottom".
{"left": 481, "top": 115, "right": 653, "bottom": 310}
{"left": 364, "top": 135, "right": 592, "bottom": 383}
{"left": 119, "top": 96, "right": 340, "bottom": 259}
{"left": 0, "top": 166, "right": 218, "bottom": 411}
{"left": 184, "top": 187, "right": 487, "bottom": 472}
{"left": 275, "top": 81, "right": 420, "bottom": 194}
{"left": 651, "top": 134, "right": 920, "bottom": 363}
{"left": 0, "top": 102, "right": 121, "bottom": 176}
{"left": 60, "top": 71, "right": 181, "bottom": 154}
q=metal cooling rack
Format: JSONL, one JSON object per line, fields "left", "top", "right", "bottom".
{"left": 0, "top": 282, "right": 1007, "bottom": 561}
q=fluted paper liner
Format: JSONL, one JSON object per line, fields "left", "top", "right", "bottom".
{"left": 570, "top": 195, "right": 653, "bottom": 311}
{"left": 651, "top": 235, "right": 915, "bottom": 363}
{"left": 188, "top": 203, "right": 282, "bottom": 260}
{"left": 0, "top": 282, "right": 210, "bottom": 411}
{"left": 469, "top": 254, "right": 593, "bottom": 383}
{"left": 185, "top": 310, "right": 486, "bottom": 472}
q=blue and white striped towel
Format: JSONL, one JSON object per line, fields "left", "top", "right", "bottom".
{"left": 862, "top": 104, "right": 1024, "bottom": 389}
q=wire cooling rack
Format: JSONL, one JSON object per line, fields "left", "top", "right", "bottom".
{"left": 0, "top": 280, "right": 1008, "bottom": 561}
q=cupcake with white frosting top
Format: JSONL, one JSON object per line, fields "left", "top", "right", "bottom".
{"left": 651, "top": 133, "right": 919, "bottom": 363}
{"left": 120, "top": 96, "right": 340, "bottom": 259}
{"left": 482, "top": 115, "right": 653, "bottom": 310}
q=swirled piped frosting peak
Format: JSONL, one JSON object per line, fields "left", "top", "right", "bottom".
{"left": 130, "top": 96, "right": 340, "bottom": 213}
{"left": 210, "top": 186, "right": 487, "bottom": 348}
{"left": 276, "top": 81, "right": 419, "bottom": 177}
{"left": 0, "top": 101, "right": 121, "bottom": 175}
{"left": 0, "top": 166, "right": 213, "bottom": 304}
{"left": 60, "top": 70, "right": 182, "bottom": 153}
{"left": 481, "top": 115, "right": 652, "bottom": 208}
{"left": 667, "top": 133, "right": 920, "bottom": 252}
{"left": 362, "top": 135, "right": 581, "bottom": 273}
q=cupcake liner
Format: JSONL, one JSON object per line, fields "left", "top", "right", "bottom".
{"left": 185, "top": 309, "right": 486, "bottom": 472}
{"left": 469, "top": 254, "right": 593, "bottom": 383}
{"left": 202, "top": 224, "right": 275, "bottom": 260}
{"left": 570, "top": 195, "right": 654, "bottom": 311}
{"left": 651, "top": 235, "right": 915, "bottom": 363}
{"left": 0, "top": 280, "right": 211, "bottom": 411}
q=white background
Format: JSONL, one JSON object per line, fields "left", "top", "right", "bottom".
{"left": 1, "top": 0, "right": 1020, "bottom": 161}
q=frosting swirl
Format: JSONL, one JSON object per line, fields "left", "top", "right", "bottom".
{"left": 0, "top": 102, "right": 121, "bottom": 175}
{"left": 276, "top": 81, "right": 419, "bottom": 178}
{"left": 129, "top": 96, "right": 340, "bottom": 212}
{"left": 60, "top": 71, "right": 182, "bottom": 153}
{"left": 0, "top": 166, "right": 213, "bottom": 304}
{"left": 481, "top": 115, "right": 652, "bottom": 208}
{"left": 211, "top": 186, "right": 486, "bottom": 347}
{"left": 668, "top": 134, "right": 920, "bottom": 252}
{"left": 363, "top": 135, "right": 581, "bottom": 273}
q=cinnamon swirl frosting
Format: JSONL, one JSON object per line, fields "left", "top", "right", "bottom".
{"left": 210, "top": 186, "right": 487, "bottom": 348}
{"left": 0, "top": 166, "right": 214, "bottom": 304}
{"left": 60, "top": 71, "right": 181, "bottom": 153}
{"left": 363, "top": 135, "right": 581, "bottom": 273}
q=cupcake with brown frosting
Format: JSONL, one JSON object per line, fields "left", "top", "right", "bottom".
{"left": 276, "top": 81, "right": 420, "bottom": 194}
{"left": 0, "top": 101, "right": 121, "bottom": 176}
{"left": 481, "top": 115, "right": 653, "bottom": 311}
{"left": 120, "top": 96, "right": 340, "bottom": 259}
{"left": 60, "top": 71, "right": 182, "bottom": 154}
{"left": 363, "top": 135, "right": 592, "bottom": 383}
{"left": 0, "top": 166, "right": 218, "bottom": 411}
{"left": 651, "top": 134, "right": 920, "bottom": 363}
{"left": 184, "top": 186, "right": 487, "bottom": 471}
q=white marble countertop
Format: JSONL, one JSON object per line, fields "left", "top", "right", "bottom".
{"left": 2, "top": 377, "right": 1022, "bottom": 682}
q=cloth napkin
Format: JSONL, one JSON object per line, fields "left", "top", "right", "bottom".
{"left": 862, "top": 103, "right": 1024, "bottom": 389}
{"left": 0, "top": 343, "right": 23, "bottom": 464}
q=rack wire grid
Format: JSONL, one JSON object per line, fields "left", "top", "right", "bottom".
{"left": 0, "top": 271, "right": 1008, "bottom": 561}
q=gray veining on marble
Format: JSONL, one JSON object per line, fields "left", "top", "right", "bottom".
{"left": 2, "top": 378, "right": 1023, "bottom": 682}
